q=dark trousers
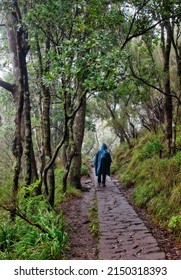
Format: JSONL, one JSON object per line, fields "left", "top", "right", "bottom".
{"left": 98, "top": 157, "right": 107, "bottom": 185}
{"left": 98, "top": 173, "right": 106, "bottom": 185}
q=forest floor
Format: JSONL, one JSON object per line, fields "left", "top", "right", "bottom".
{"left": 61, "top": 172, "right": 181, "bottom": 260}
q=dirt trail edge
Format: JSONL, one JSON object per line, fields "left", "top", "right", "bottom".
{"left": 61, "top": 175, "right": 97, "bottom": 259}
{"left": 90, "top": 169, "right": 165, "bottom": 260}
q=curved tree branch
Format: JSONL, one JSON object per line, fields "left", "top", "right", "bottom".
{"left": 121, "top": 12, "right": 181, "bottom": 50}
{"left": 129, "top": 59, "right": 181, "bottom": 104}
{"left": 0, "top": 79, "right": 14, "bottom": 93}
{"left": 123, "top": 0, "right": 151, "bottom": 49}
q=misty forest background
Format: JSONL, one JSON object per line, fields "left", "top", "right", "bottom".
{"left": 0, "top": 0, "right": 181, "bottom": 259}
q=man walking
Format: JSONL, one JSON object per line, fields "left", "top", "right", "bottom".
{"left": 94, "top": 143, "right": 112, "bottom": 187}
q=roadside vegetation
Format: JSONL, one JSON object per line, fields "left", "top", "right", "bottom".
{"left": 112, "top": 127, "right": 181, "bottom": 239}
{"left": 0, "top": 166, "right": 82, "bottom": 260}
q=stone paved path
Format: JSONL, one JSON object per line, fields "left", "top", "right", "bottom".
{"left": 91, "top": 171, "right": 165, "bottom": 260}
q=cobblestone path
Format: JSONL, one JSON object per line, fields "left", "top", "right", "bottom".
{"left": 91, "top": 172, "right": 165, "bottom": 260}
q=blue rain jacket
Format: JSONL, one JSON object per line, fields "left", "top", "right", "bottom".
{"left": 94, "top": 144, "right": 112, "bottom": 176}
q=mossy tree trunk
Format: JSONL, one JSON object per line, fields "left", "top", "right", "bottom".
{"left": 21, "top": 30, "right": 39, "bottom": 190}
{"left": 42, "top": 89, "right": 55, "bottom": 206}
{"left": 36, "top": 33, "right": 55, "bottom": 206}
{"left": 6, "top": 9, "right": 23, "bottom": 211}
{"left": 62, "top": 118, "right": 76, "bottom": 193}
{"left": 68, "top": 94, "right": 86, "bottom": 189}
{"left": 3, "top": 1, "right": 40, "bottom": 210}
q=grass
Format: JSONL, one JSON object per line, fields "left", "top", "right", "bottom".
{"left": 0, "top": 164, "right": 83, "bottom": 260}
{"left": 0, "top": 195, "right": 68, "bottom": 259}
{"left": 88, "top": 195, "right": 99, "bottom": 239}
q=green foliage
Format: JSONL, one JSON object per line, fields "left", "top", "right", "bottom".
{"left": 111, "top": 143, "right": 130, "bottom": 172}
{"left": 0, "top": 180, "right": 13, "bottom": 206}
{"left": 0, "top": 89, "right": 14, "bottom": 190}
{"left": 168, "top": 216, "right": 181, "bottom": 236}
{"left": 133, "top": 180, "right": 156, "bottom": 208}
{"left": 0, "top": 163, "right": 85, "bottom": 259}
{"left": 81, "top": 155, "right": 92, "bottom": 176}
{"left": 54, "top": 167, "right": 81, "bottom": 206}
{"left": 0, "top": 195, "right": 68, "bottom": 260}
{"left": 81, "top": 163, "right": 90, "bottom": 176}
{"left": 175, "top": 125, "right": 181, "bottom": 150}
{"left": 0, "top": 222, "right": 16, "bottom": 253}
{"left": 169, "top": 184, "right": 181, "bottom": 208}
{"left": 143, "top": 140, "right": 162, "bottom": 158}
{"left": 147, "top": 193, "right": 172, "bottom": 223}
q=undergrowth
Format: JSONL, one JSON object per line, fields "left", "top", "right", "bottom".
{"left": 0, "top": 194, "right": 68, "bottom": 260}
{"left": 0, "top": 165, "right": 82, "bottom": 260}
{"left": 113, "top": 129, "right": 181, "bottom": 238}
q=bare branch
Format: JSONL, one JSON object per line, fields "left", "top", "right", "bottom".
{"left": 0, "top": 79, "right": 14, "bottom": 93}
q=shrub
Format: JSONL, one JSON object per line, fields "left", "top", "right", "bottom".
{"left": 168, "top": 215, "right": 181, "bottom": 236}
{"left": 143, "top": 140, "right": 162, "bottom": 158}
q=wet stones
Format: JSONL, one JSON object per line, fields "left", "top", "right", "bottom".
{"left": 94, "top": 175, "right": 165, "bottom": 260}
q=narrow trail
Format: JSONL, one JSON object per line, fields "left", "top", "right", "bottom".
{"left": 90, "top": 170, "right": 165, "bottom": 260}
{"left": 63, "top": 170, "right": 180, "bottom": 259}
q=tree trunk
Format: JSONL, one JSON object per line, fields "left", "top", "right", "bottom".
{"left": 171, "top": 22, "right": 181, "bottom": 153}
{"left": 43, "top": 90, "right": 55, "bottom": 206}
{"left": 68, "top": 94, "right": 86, "bottom": 189}
{"left": 6, "top": 10, "right": 24, "bottom": 218}
{"left": 22, "top": 39, "right": 39, "bottom": 189}
{"left": 5, "top": 1, "right": 40, "bottom": 205}
{"left": 62, "top": 118, "right": 76, "bottom": 192}
{"left": 36, "top": 35, "right": 55, "bottom": 204}
{"left": 161, "top": 20, "right": 172, "bottom": 155}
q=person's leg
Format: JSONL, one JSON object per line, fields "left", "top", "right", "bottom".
{"left": 101, "top": 157, "right": 107, "bottom": 186}
{"left": 98, "top": 174, "right": 101, "bottom": 185}
{"left": 102, "top": 173, "right": 106, "bottom": 186}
